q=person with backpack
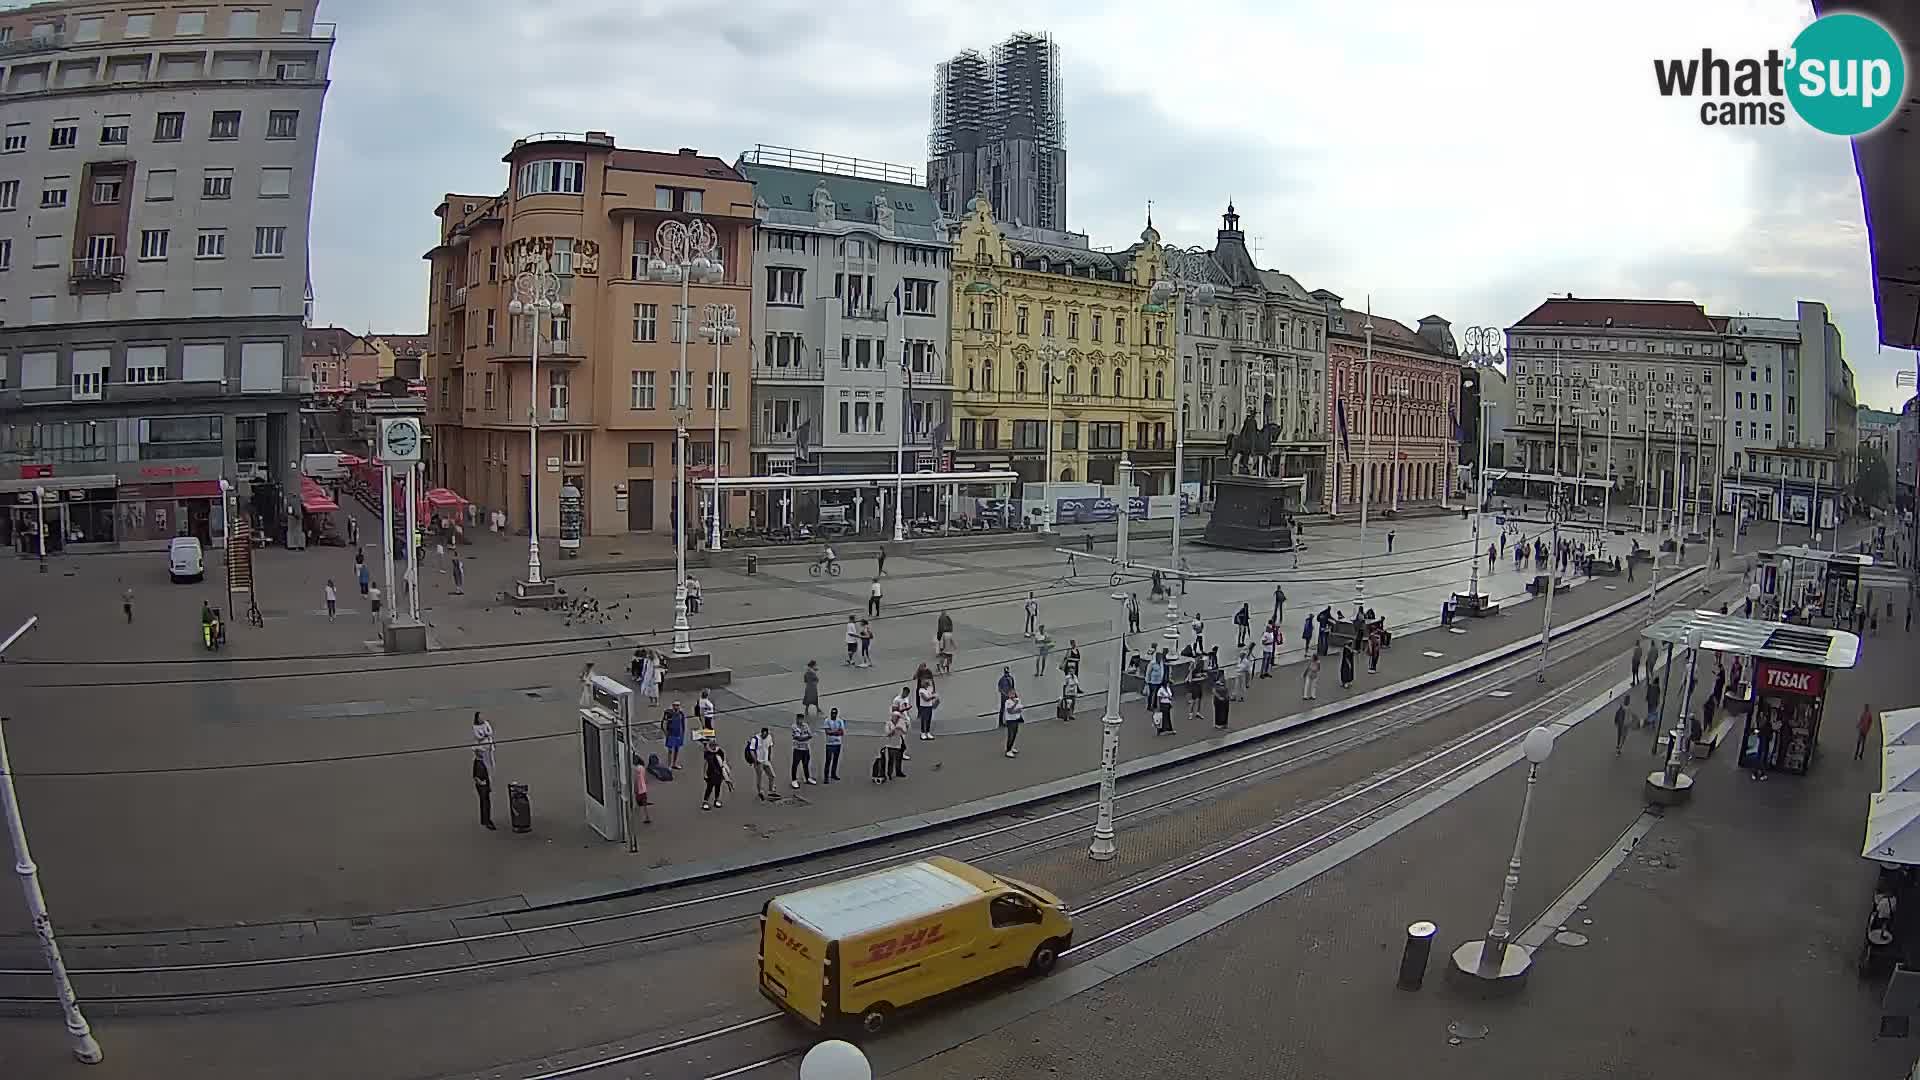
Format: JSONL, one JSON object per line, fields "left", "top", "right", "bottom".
{"left": 821, "top": 708, "right": 846, "bottom": 782}
{"left": 663, "top": 701, "right": 687, "bottom": 770}
{"left": 1002, "top": 690, "right": 1026, "bottom": 757}
{"left": 745, "top": 726, "right": 779, "bottom": 801}
{"left": 791, "top": 712, "right": 816, "bottom": 788}
{"left": 883, "top": 702, "right": 910, "bottom": 780}
{"left": 700, "top": 736, "right": 728, "bottom": 810}
{"left": 1235, "top": 603, "right": 1251, "bottom": 647}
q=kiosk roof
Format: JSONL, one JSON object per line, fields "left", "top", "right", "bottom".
{"left": 1641, "top": 611, "right": 1860, "bottom": 669}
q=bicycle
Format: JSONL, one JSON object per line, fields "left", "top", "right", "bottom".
{"left": 246, "top": 598, "right": 264, "bottom": 628}
{"left": 809, "top": 558, "right": 843, "bottom": 578}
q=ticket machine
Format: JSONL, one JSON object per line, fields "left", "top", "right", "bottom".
{"left": 580, "top": 674, "right": 635, "bottom": 844}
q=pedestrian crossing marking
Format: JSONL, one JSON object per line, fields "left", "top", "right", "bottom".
{"left": 1489, "top": 689, "right": 1514, "bottom": 698}
{"left": 1447, "top": 627, "right": 1468, "bottom": 635}
{"left": 1422, "top": 650, "right": 1445, "bottom": 658}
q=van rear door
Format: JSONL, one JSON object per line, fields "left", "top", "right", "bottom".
{"left": 759, "top": 900, "right": 828, "bottom": 1025}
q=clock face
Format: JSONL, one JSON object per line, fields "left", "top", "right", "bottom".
{"left": 385, "top": 422, "right": 419, "bottom": 458}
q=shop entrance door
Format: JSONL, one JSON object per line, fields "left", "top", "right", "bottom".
{"left": 627, "top": 480, "right": 653, "bottom": 532}
{"left": 187, "top": 500, "right": 212, "bottom": 544}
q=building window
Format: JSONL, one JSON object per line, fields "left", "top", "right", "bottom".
{"left": 980, "top": 419, "right": 998, "bottom": 448}
{"left": 1013, "top": 419, "right": 1046, "bottom": 450}
{"left": 0, "top": 179, "right": 17, "bottom": 210}
{"left": 552, "top": 237, "right": 574, "bottom": 275}
{"left": 265, "top": 110, "right": 298, "bottom": 139}
{"left": 626, "top": 441, "right": 653, "bottom": 467}
{"left": 1092, "top": 313, "right": 1103, "bottom": 342}
{"left": 1060, "top": 419, "right": 1079, "bottom": 449}
{"left": 100, "top": 118, "right": 129, "bottom": 145}
{"left": 1090, "top": 422, "right": 1124, "bottom": 451}
{"left": 209, "top": 111, "right": 241, "bottom": 139}
{"left": 549, "top": 302, "right": 571, "bottom": 345}
{"left": 39, "top": 179, "right": 68, "bottom": 208}
{"left": 253, "top": 226, "right": 286, "bottom": 257}
{"left": 653, "top": 186, "right": 703, "bottom": 212}
{"left": 154, "top": 112, "right": 184, "bottom": 142}
{"left": 50, "top": 122, "right": 78, "bottom": 149}
{"left": 259, "top": 167, "right": 291, "bottom": 197}
{"left": 485, "top": 308, "right": 496, "bottom": 345}
{"left": 1068, "top": 311, "right": 1079, "bottom": 339}
{"left": 196, "top": 229, "right": 226, "bottom": 259}
{"left": 902, "top": 278, "right": 936, "bottom": 315}
{"left": 0, "top": 237, "right": 10, "bottom": 270}
{"left": 630, "top": 370, "right": 656, "bottom": 409}
{"left": 516, "top": 160, "right": 584, "bottom": 196}
{"left": 1043, "top": 310, "right": 1056, "bottom": 337}
{"left": 138, "top": 229, "right": 169, "bottom": 260}
{"left": 483, "top": 373, "right": 496, "bottom": 409}
{"left": 3, "top": 125, "right": 26, "bottom": 153}
{"left": 201, "top": 168, "right": 233, "bottom": 199}
{"left": 1115, "top": 317, "right": 1126, "bottom": 344}
{"left": 766, "top": 267, "right": 804, "bottom": 306}
{"left": 633, "top": 303, "right": 658, "bottom": 342}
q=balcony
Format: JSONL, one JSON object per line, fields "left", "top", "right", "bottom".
{"left": 69, "top": 255, "right": 125, "bottom": 284}
{"left": 757, "top": 357, "right": 827, "bottom": 383}
{"left": 450, "top": 286, "right": 468, "bottom": 309}
{"left": 547, "top": 405, "right": 572, "bottom": 424}
{"left": 842, "top": 305, "right": 886, "bottom": 322}
{"left": 752, "top": 422, "right": 800, "bottom": 445}
{"left": 0, "top": 32, "right": 67, "bottom": 58}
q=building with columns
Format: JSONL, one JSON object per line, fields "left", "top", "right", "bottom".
{"left": 947, "top": 197, "right": 1177, "bottom": 492}
{"left": 1505, "top": 298, "right": 1731, "bottom": 521}
{"left": 1161, "top": 205, "right": 1328, "bottom": 503}
{"left": 422, "top": 134, "right": 755, "bottom": 537}
{"left": 1318, "top": 295, "right": 1459, "bottom": 513}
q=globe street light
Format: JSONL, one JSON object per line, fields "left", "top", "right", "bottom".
{"left": 799, "top": 1040, "right": 872, "bottom": 1080}
{"left": 1451, "top": 724, "right": 1556, "bottom": 993}
{"left": 1089, "top": 453, "right": 1134, "bottom": 862}
{"left": 698, "top": 303, "right": 739, "bottom": 552}
{"left": 1037, "top": 343, "right": 1064, "bottom": 533}
{"left": 507, "top": 267, "right": 561, "bottom": 589}
{"left": 648, "top": 219, "right": 725, "bottom": 656}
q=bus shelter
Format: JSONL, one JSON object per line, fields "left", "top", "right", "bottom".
{"left": 1642, "top": 610, "right": 1859, "bottom": 778}
{"left": 704, "top": 469, "right": 1019, "bottom": 547}
{"left": 1761, "top": 546, "right": 1878, "bottom": 628}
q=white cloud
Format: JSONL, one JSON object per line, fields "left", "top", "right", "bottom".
{"left": 307, "top": 0, "right": 1913, "bottom": 407}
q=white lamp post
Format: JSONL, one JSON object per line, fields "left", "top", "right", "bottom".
{"left": 1038, "top": 343, "right": 1062, "bottom": 534}
{"left": 1594, "top": 383, "right": 1621, "bottom": 537}
{"left": 799, "top": 1040, "right": 872, "bottom": 1080}
{"left": 699, "top": 303, "right": 739, "bottom": 552}
{"left": 506, "top": 268, "right": 560, "bottom": 588}
{"left": 647, "top": 219, "right": 724, "bottom": 657}
{"left": 1356, "top": 308, "right": 1377, "bottom": 613}
{"left": 1387, "top": 380, "right": 1410, "bottom": 512}
{"left": 1451, "top": 724, "right": 1556, "bottom": 992}
{"left": 1151, "top": 278, "right": 1217, "bottom": 632}
{"left": 1089, "top": 453, "right": 1133, "bottom": 863}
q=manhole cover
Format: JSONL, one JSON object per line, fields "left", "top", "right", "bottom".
{"left": 1553, "top": 931, "right": 1589, "bottom": 947}
{"left": 1447, "top": 1021, "right": 1488, "bottom": 1041}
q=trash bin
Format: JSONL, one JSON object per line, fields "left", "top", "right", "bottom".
{"left": 746, "top": 552, "right": 758, "bottom": 575}
{"left": 508, "top": 782, "right": 532, "bottom": 833}
{"left": 1398, "top": 920, "right": 1438, "bottom": 990}
{"left": 1440, "top": 600, "right": 1454, "bottom": 626}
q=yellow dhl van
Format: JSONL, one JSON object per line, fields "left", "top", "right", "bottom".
{"left": 758, "top": 855, "right": 1072, "bottom": 1033}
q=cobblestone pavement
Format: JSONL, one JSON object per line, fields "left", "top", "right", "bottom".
{"left": 883, "top": 587, "right": 1918, "bottom": 1080}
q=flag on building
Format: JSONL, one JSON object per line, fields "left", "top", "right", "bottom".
{"left": 1336, "top": 399, "right": 1350, "bottom": 460}
{"left": 1450, "top": 406, "right": 1462, "bottom": 444}
{"left": 795, "top": 419, "right": 813, "bottom": 464}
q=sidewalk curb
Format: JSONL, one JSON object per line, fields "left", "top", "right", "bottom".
{"left": 512, "top": 563, "right": 1708, "bottom": 914}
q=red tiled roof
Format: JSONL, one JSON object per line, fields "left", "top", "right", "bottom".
{"left": 1512, "top": 298, "right": 1716, "bottom": 333}
{"left": 1709, "top": 316, "right": 1730, "bottom": 333}
{"left": 302, "top": 326, "right": 360, "bottom": 357}
{"left": 379, "top": 334, "right": 432, "bottom": 356}
{"left": 608, "top": 148, "right": 745, "bottom": 182}
{"left": 1329, "top": 308, "right": 1447, "bottom": 357}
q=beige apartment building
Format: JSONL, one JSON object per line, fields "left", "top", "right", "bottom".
{"left": 423, "top": 133, "right": 755, "bottom": 537}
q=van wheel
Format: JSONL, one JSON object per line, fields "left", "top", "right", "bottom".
{"left": 1028, "top": 940, "right": 1060, "bottom": 976}
{"left": 858, "top": 1003, "right": 892, "bottom": 1035}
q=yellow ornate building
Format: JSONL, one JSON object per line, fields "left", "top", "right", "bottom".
{"left": 948, "top": 197, "right": 1179, "bottom": 491}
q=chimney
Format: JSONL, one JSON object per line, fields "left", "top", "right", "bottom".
{"left": 678, "top": 147, "right": 697, "bottom": 156}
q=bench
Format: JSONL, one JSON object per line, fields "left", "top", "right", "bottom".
{"left": 1526, "top": 574, "right": 1567, "bottom": 596}
{"left": 1325, "top": 618, "right": 1391, "bottom": 649}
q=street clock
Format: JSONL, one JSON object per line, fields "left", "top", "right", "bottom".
{"left": 378, "top": 418, "right": 422, "bottom": 465}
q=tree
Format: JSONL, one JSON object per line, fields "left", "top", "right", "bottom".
{"left": 1857, "top": 444, "right": 1892, "bottom": 509}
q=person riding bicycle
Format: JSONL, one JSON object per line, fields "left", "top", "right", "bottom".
{"left": 821, "top": 544, "right": 839, "bottom": 570}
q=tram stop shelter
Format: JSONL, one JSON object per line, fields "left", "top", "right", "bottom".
{"left": 1641, "top": 610, "right": 1859, "bottom": 778}
{"left": 1762, "top": 546, "right": 1892, "bottom": 628}
{"left": 702, "top": 469, "right": 1019, "bottom": 547}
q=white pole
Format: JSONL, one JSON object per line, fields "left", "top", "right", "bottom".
{"left": 1601, "top": 394, "right": 1614, "bottom": 537}
{"left": 1391, "top": 385, "right": 1402, "bottom": 512}
{"left": 1641, "top": 418, "right": 1652, "bottom": 534}
{"left": 34, "top": 486, "right": 45, "bottom": 562}
{"left": 405, "top": 463, "right": 421, "bottom": 622}
{"left": 0, "top": 618, "right": 104, "bottom": 1065}
{"left": 1089, "top": 454, "right": 1132, "bottom": 862}
{"left": 1468, "top": 396, "right": 1487, "bottom": 599}
{"left": 672, "top": 270, "right": 692, "bottom": 656}
{"left": 1165, "top": 347, "right": 1186, "bottom": 641}
{"left": 379, "top": 464, "right": 396, "bottom": 629}
{"left": 712, "top": 304, "right": 726, "bottom": 553}
{"left": 1777, "top": 470, "right": 1786, "bottom": 547}
{"left": 1693, "top": 398, "right": 1705, "bottom": 536}
{"left": 1042, "top": 352, "right": 1054, "bottom": 534}
{"left": 526, "top": 291, "right": 544, "bottom": 586}
{"left": 1539, "top": 394, "right": 1564, "bottom": 683}
{"left": 1357, "top": 306, "right": 1375, "bottom": 613}
{"left": 893, "top": 307, "right": 907, "bottom": 543}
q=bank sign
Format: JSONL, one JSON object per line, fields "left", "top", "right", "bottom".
{"left": 1653, "top": 12, "right": 1906, "bottom": 135}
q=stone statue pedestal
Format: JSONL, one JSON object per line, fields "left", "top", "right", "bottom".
{"left": 1199, "top": 474, "right": 1305, "bottom": 552}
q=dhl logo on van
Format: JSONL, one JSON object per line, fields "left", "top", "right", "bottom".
{"left": 862, "top": 924, "right": 944, "bottom": 966}
{"left": 773, "top": 925, "right": 813, "bottom": 959}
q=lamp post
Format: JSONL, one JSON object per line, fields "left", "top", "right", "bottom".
{"left": 1451, "top": 724, "right": 1556, "bottom": 991}
{"left": 507, "top": 268, "right": 560, "bottom": 588}
{"left": 699, "top": 303, "right": 739, "bottom": 552}
{"left": 1089, "top": 452, "right": 1133, "bottom": 863}
{"left": 1538, "top": 401, "right": 1578, "bottom": 683}
{"left": 1151, "top": 278, "right": 1216, "bottom": 631}
{"left": 1387, "top": 380, "right": 1410, "bottom": 512}
{"left": 1594, "top": 384, "right": 1621, "bottom": 537}
{"left": 1357, "top": 307, "right": 1377, "bottom": 613}
{"left": 647, "top": 219, "right": 724, "bottom": 657}
{"left": 892, "top": 296, "right": 911, "bottom": 543}
{"left": 33, "top": 485, "right": 46, "bottom": 564}
{"left": 1038, "top": 343, "right": 1063, "bottom": 534}
{"left": 1464, "top": 386, "right": 1492, "bottom": 604}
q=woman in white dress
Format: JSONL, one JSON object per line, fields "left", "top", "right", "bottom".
{"left": 640, "top": 651, "right": 662, "bottom": 706}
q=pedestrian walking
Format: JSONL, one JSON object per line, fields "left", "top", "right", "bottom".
{"left": 473, "top": 756, "right": 496, "bottom": 830}
{"left": 1145, "top": 649, "right": 1167, "bottom": 707}
{"left": 472, "top": 711, "right": 497, "bottom": 775}
{"left": 1154, "top": 682, "right": 1176, "bottom": 734}
{"left": 746, "top": 725, "right": 778, "bottom": 800}
{"left": 1630, "top": 640, "right": 1643, "bottom": 685}
{"left": 324, "top": 579, "right": 337, "bottom": 619}
{"left": 1260, "top": 623, "right": 1277, "bottom": 677}
{"left": 1235, "top": 603, "right": 1251, "bottom": 647}
{"left": 1127, "top": 593, "right": 1141, "bottom": 634}
{"left": 122, "top": 586, "right": 135, "bottom": 624}
{"left": 1272, "top": 584, "right": 1287, "bottom": 627}
{"left": 1614, "top": 697, "right": 1631, "bottom": 754}
{"left": 695, "top": 688, "right": 717, "bottom": 732}
{"left": 640, "top": 651, "right": 662, "bottom": 708}
{"left": 876, "top": 544, "right": 888, "bottom": 577}
{"left": 368, "top": 582, "right": 383, "bottom": 623}
{"left": 868, "top": 578, "right": 882, "bottom": 618}
{"left": 1858, "top": 703, "right": 1876, "bottom": 761}
{"left": 1366, "top": 628, "right": 1381, "bottom": 674}
{"left": 1190, "top": 613, "right": 1205, "bottom": 653}
{"left": 700, "top": 736, "right": 728, "bottom": 810}
{"left": 1064, "top": 641, "right": 1081, "bottom": 679}
{"left": 1034, "top": 624, "right": 1053, "bottom": 676}
{"left": 1212, "top": 671, "right": 1231, "bottom": 729}
{"left": 1002, "top": 691, "right": 1026, "bottom": 757}
{"left": 1386, "top": 529, "right": 1395, "bottom": 553}
{"left": 914, "top": 670, "right": 939, "bottom": 739}
{"left": 1186, "top": 656, "right": 1207, "bottom": 722}
{"left": 790, "top": 712, "right": 816, "bottom": 787}
{"left": 659, "top": 698, "right": 689, "bottom": 768}
{"left": 630, "top": 751, "right": 652, "bottom": 824}
{"left": 822, "top": 708, "right": 846, "bottom": 782}
{"left": 844, "top": 616, "right": 860, "bottom": 666}
{"left": 357, "top": 557, "right": 370, "bottom": 597}
{"left": 1024, "top": 593, "right": 1039, "bottom": 638}
{"left": 1339, "top": 644, "right": 1356, "bottom": 689}
{"left": 802, "top": 659, "right": 822, "bottom": 718}
{"left": 451, "top": 554, "right": 465, "bottom": 594}
{"left": 937, "top": 626, "right": 956, "bottom": 675}
{"left": 1303, "top": 650, "right": 1321, "bottom": 700}
{"left": 1058, "top": 670, "right": 1081, "bottom": 720}
{"left": 1235, "top": 647, "right": 1254, "bottom": 701}
{"left": 997, "top": 666, "right": 1016, "bottom": 725}
{"left": 858, "top": 618, "right": 874, "bottom": 667}
{"left": 884, "top": 703, "right": 909, "bottom": 779}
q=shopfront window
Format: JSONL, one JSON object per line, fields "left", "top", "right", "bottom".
{"left": 234, "top": 416, "right": 262, "bottom": 465}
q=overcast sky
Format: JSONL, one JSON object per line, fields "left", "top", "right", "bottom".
{"left": 309, "top": 0, "right": 1914, "bottom": 410}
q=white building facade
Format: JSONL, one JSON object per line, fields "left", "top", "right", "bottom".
{"left": 0, "top": 0, "right": 331, "bottom": 549}
{"left": 1720, "top": 301, "right": 1858, "bottom": 528}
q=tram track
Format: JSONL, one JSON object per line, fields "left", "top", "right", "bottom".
{"left": 0, "top": 565, "right": 1722, "bottom": 1013}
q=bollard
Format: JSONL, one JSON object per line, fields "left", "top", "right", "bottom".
{"left": 1398, "top": 920, "right": 1438, "bottom": 990}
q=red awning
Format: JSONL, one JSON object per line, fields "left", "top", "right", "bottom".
{"left": 424, "top": 487, "right": 468, "bottom": 509}
{"left": 299, "top": 476, "right": 339, "bottom": 513}
{"left": 173, "top": 480, "right": 223, "bottom": 498}
{"left": 338, "top": 453, "right": 366, "bottom": 467}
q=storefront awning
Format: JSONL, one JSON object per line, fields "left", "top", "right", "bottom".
{"left": 0, "top": 474, "right": 118, "bottom": 494}
{"left": 1884, "top": 707, "right": 1920, "bottom": 749}
{"left": 1864, "top": 792, "right": 1920, "bottom": 865}
{"left": 1884, "top": 747, "right": 1920, "bottom": 793}
{"left": 299, "top": 476, "right": 338, "bottom": 514}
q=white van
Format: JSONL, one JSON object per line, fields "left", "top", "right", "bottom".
{"left": 168, "top": 536, "right": 205, "bottom": 583}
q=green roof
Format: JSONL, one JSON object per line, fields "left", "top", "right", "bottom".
{"left": 964, "top": 280, "right": 995, "bottom": 295}
{"left": 737, "top": 162, "right": 941, "bottom": 232}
